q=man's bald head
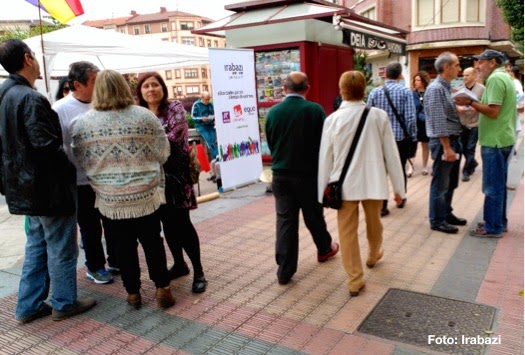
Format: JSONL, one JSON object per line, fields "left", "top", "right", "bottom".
{"left": 284, "top": 71, "right": 309, "bottom": 94}
{"left": 201, "top": 91, "right": 211, "bottom": 104}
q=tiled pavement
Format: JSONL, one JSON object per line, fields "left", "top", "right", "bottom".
{"left": 0, "top": 141, "right": 523, "bottom": 354}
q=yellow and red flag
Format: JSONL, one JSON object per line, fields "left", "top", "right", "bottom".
{"left": 25, "top": 0, "right": 84, "bottom": 24}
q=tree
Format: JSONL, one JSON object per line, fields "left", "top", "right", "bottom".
{"left": 0, "top": 24, "right": 65, "bottom": 42}
{"left": 353, "top": 50, "right": 373, "bottom": 86}
{"left": 496, "top": 0, "right": 524, "bottom": 54}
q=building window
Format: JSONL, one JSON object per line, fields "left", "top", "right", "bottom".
{"left": 165, "top": 70, "right": 172, "bottom": 80}
{"left": 207, "top": 39, "right": 212, "bottom": 47}
{"left": 182, "top": 37, "right": 195, "bottom": 46}
{"left": 119, "top": 28, "right": 126, "bottom": 34}
{"left": 144, "top": 24, "right": 151, "bottom": 34}
{"left": 417, "top": 0, "right": 435, "bottom": 26}
{"left": 466, "top": 0, "right": 479, "bottom": 22}
{"left": 441, "top": 0, "right": 460, "bottom": 23}
{"left": 360, "top": 7, "right": 376, "bottom": 20}
{"left": 175, "top": 70, "right": 181, "bottom": 79}
{"left": 214, "top": 40, "right": 219, "bottom": 47}
{"left": 173, "top": 86, "right": 183, "bottom": 96}
{"left": 201, "top": 68, "right": 208, "bottom": 78}
{"left": 202, "top": 85, "right": 209, "bottom": 92}
{"left": 171, "top": 22, "right": 176, "bottom": 31}
{"left": 180, "top": 21, "right": 194, "bottom": 30}
{"left": 161, "top": 22, "right": 168, "bottom": 32}
{"left": 199, "top": 37, "right": 205, "bottom": 47}
{"left": 134, "top": 26, "right": 140, "bottom": 35}
{"left": 185, "top": 69, "right": 198, "bottom": 79}
{"left": 186, "top": 86, "right": 200, "bottom": 95}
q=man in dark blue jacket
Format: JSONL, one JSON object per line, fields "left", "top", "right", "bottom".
{"left": 0, "top": 39, "right": 96, "bottom": 323}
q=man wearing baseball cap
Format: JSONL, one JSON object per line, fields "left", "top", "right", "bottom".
{"left": 454, "top": 49, "right": 516, "bottom": 238}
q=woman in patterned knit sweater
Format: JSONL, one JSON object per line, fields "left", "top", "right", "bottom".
{"left": 137, "top": 72, "right": 207, "bottom": 294}
{"left": 72, "top": 70, "right": 175, "bottom": 310}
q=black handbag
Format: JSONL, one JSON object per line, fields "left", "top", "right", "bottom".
{"left": 383, "top": 86, "right": 417, "bottom": 157}
{"left": 322, "top": 105, "right": 370, "bottom": 209}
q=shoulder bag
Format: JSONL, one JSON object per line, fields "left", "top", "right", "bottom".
{"left": 322, "top": 105, "right": 370, "bottom": 209}
{"left": 383, "top": 86, "right": 417, "bottom": 158}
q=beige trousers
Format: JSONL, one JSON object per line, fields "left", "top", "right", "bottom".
{"left": 337, "top": 200, "right": 383, "bottom": 292}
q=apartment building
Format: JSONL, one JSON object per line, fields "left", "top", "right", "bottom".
{"left": 84, "top": 7, "right": 226, "bottom": 99}
{"left": 340, "top": 0, "right": 519, "bottom": 85}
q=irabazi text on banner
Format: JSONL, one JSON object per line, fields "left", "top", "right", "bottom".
{"left": 209, "top": 48, "right": 263, "bottom": 190}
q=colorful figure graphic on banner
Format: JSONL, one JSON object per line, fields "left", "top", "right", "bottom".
{"left": 218, "top": 139, "right": 260, "bottom": 162}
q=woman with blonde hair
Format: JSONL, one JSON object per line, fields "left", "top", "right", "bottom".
{"left": 72, "top": 69, "right": 175, "bottom": 310}
{"left": 318, "top": 71, "right": 405, "bottom": 297}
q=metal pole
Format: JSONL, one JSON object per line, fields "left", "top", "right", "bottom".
{"left": 37, "top": 0, "right": 49, "bottom": 93}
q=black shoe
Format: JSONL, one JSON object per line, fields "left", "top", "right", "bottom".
{"left": 192, "top": 275, "right": 207, "bottom": 293}
{"left": 278, "top": 277, "right": 291, "bottom": 285}
{"left": 462, "top": 174, "right": 470, "bottom": 182}
{"left": 446, "top": 214, "right": 467, "bottom": 226}
{"left": 169, "top": 262, "right": 190, "bottom": 280}
{"left": 431, "top": 222, "right": 459, "bottom": 234}
{"left": 51, "top": 297, "right": 97, "bottom": 321}
{"left": 381, "top": 208, "right": 390, "bottom": 217}
{"left": 396, "top": 198, "right": 407, "bottom": 208}
{"left": 18, "top": 303, "right": 52, "bottom": 324}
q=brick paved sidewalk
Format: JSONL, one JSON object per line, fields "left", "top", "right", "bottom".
{"left": 0, "top": 144, "right": 522, "bottom": 354}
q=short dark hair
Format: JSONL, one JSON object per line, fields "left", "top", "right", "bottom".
{"left": 385, "top": 61, "right": 402, "bottom": 80}
{"left": 511, "top": 66, "right": 521, "bottom": 80}
{"left": 68, "top": 61, "right": 99, "bottom": 92}
{"left": 284, "top": 72, "right": 308, "bottom": 93}
{"left": 0, "top": 39, "right": 32, "bottom": 74}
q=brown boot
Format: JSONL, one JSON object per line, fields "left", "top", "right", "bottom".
{"left": 156, "top": 287, "right": 175, "bottom": 309}
{"left": 126, "top": 293, "right": 141, "bottom": 310}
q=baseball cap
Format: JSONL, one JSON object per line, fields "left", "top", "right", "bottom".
{"left": 473, "top": 49, "right": 504, "bottom": 64}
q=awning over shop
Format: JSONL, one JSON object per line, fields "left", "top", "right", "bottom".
{"left": 193, "top": 0, "right": 407, "bottom": 56}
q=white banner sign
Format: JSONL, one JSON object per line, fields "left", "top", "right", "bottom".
{"left": 209, "top": 48, "right": 263, "bottom": 190}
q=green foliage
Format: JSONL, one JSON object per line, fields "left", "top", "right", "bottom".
{"left": 0, "top": 24, "right": 65, "bottom": 42}
{"left": 496, "top": 0, "right": 524, "bottom": 52}
{"left": 353, "top": 50, "right": 373, "bottom": 86}
{"left": 187, "top": 114, "right": 195, "bottom": 128}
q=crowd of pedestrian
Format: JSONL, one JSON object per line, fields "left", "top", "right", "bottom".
{"left": 0, "top": 39, "right": 207, "bottom": 323}
{"left": 0, "top": 37, "right": 520, "bottom": 322}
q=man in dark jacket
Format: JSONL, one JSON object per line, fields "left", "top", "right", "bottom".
{"left": 265, "top": 71, "right": 339, "bottom": 285}
{"left": 0, "top": 39, "right": 96, "bottom": 323}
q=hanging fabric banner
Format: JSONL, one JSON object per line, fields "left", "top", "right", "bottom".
{"left": 209, "top": 48, "right": 263, "bottom": 190}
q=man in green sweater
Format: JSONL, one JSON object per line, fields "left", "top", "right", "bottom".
{"left": 265, "top": 71, "right": 339, "bottom": 285}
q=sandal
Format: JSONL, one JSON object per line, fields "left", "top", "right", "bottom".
{"left": 421, "top": 168, "right": 429, "bottom": 176}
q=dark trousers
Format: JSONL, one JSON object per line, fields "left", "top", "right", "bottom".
{"left": 104, "top": 212, "right": 170, "bottom": 294}
{"left": 460, "top": 127, "right": 479, "bottom": 177}
{"left": 383, "top": 139, "right": 409, "bottom": 209}
{"left": 160, "top": 205, "right": 204, "bottom": 276}
{"left": 428, "top": 138, "right": 462, "bottom": 226}
{"left": 77, "top": 185, "right": 118, "bottom": 271}
{"left": 272, "top": 175, "right": 332, "bottom": 281}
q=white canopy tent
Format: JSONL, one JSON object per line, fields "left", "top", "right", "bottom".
{"left": 0, "top": 25, "right": 209, "bottom": 94}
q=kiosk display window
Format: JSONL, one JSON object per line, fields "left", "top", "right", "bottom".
{"left": 255, "top": 48, "right": 300, "bottom": 103}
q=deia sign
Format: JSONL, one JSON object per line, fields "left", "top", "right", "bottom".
{"left": 342, "top": 29, "right": 406, "bottom": 56}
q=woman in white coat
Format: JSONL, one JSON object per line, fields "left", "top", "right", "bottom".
{"left": 318, "top": 71, "right": 405, "bottom": 297}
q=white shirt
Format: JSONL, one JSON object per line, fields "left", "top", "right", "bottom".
{"left": 318, "top": 101, "right": 405, "bottom": 202}
{"left": 52, "top": 94, "right": 91, "bottom": 185}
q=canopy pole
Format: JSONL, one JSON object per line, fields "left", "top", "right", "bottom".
{"left": 37, "top": 0, "right": 49, "bottom": 93}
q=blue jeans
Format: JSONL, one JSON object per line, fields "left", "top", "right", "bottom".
{"left": 481, "top": 145, "right": 512, "bottom": 234}
{"left": 428, "top": 137, "right": 462, "bottom": 226}
{"left": 16, "top": 213, "right": 79, "bottom": 319}
{"left": 460, "top": 127, "right": 478, "bottom": 176}
{"left": 196, "top": 125, "right": 218, "bottom": 159}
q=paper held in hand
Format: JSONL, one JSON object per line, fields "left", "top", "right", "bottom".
{"left": 452, "top": 88, "right": 480, "bottom": 102}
